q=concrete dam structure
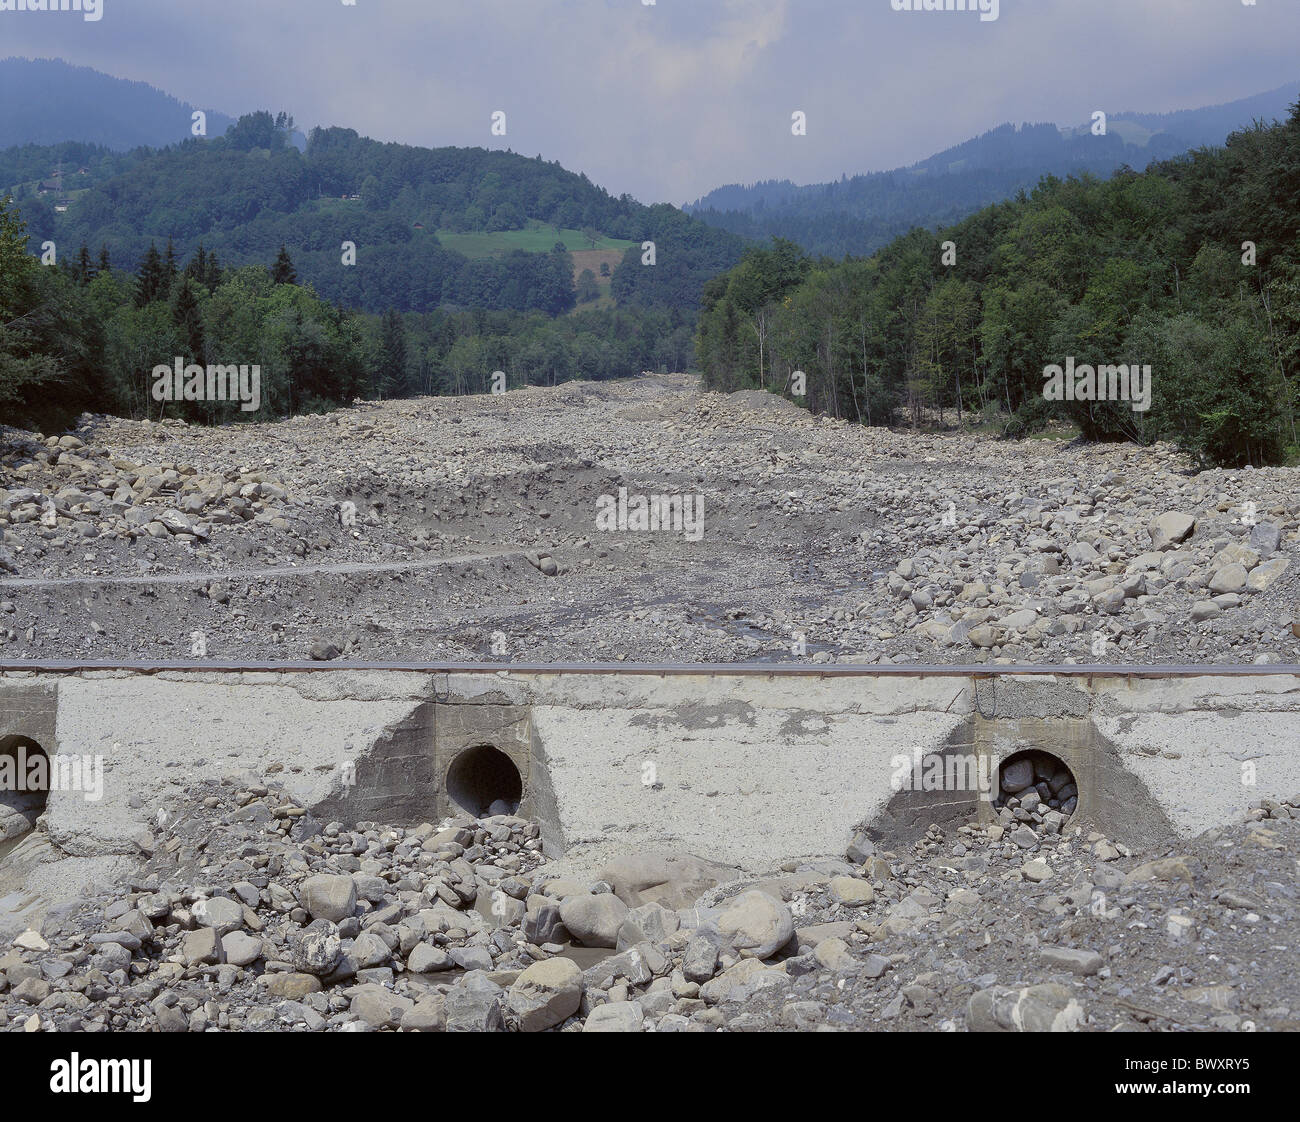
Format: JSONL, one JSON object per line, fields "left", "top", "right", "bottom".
{"left": 2, "top": 663, "right": 1298, "bottom": 918}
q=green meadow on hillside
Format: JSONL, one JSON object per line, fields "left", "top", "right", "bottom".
{"left": 434, "top": 220, "right": 637, "bottom": 258}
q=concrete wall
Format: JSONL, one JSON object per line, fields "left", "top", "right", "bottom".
{"left": 1, "top": 667, "right": 1298, "bottom": 880}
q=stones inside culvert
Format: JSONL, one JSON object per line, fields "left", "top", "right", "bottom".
{"left": 992, "top": 750, "right": 1077, "bottom": 833}
{"left": 0, "top": 737, "right": 49, "bottom": 845}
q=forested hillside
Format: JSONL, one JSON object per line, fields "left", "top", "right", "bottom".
{"left": 696, "top": 104, "right": 1300, "bottom": 468}
{"left": 3, "top": 115, "right": 741, "bottom": 316}
{"left": 688, "top": 84, "right": 1300, "bottom": 259}
{"left": 0, "top": 109, "right": 737, "bottom": 430}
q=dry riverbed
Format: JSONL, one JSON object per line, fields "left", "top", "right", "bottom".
{"left": 0, "top": 373, "right": 1296, "bottom": 665}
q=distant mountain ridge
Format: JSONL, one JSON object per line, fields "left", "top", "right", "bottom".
{"left": 687, "top": 82, "right": 1300, "bottom": 258}
{"left": 1102, "top": 83, "right": 1300, "bottom": 143}
{"left": 0, "top": 57, "right": 236, "bottom": 150}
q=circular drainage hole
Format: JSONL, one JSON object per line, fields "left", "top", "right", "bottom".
{"left": 446, "top": 745, "right": 522, "bottom": 818}
{"left": 994, "top": 750, "right": 1077, "bottom": 829}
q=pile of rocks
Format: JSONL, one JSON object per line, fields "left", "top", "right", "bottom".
{"left": 0, "top": 778, "right": 548, "bottom": 1032}
{"left": 3, "top": 772, "right": 1298, "bottom": 1032}
{"left": 0, "top": 778, "right": 792, "bottom": 1033}
{"left": 0, "top": 429, "right": 302, "bottom": 548}
{"left": 878, "top": 501, "right": 1296, "bottom": 661}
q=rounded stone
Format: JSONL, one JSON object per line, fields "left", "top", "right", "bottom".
{"left": 302, "top": 874, "right": 357, "bottom": 923}
{"left": 558, "top": 893, "right": 628, "bottom": 949}
{"left": 717, "top": 890, "right": 794, "bottom": 959}
{"left": 508, "top": 957, "right": 584, "bottom": 1032}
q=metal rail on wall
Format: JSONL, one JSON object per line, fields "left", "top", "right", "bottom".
{"left": 0, "top": 660, "right": 1297, "bottom": 677}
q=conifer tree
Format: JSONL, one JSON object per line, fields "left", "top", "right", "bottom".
{"left": 135, "top": 243, "right": 165, "bottom": 307}
{"left": 172, "top": 280, "right": 205, "bottom": 365}
{"left": 76, "top": 244, "right": 93, "bottom": 285}
{"left": 271, "top": 244, "right": 297, "bottom": 285}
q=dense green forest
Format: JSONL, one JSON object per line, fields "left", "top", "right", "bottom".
{"left": 0, "top": 109, "right": 730, "bottom": 431}
{"left": 2, "top": 113, "right": 742, "bottom": 317}
{"left": 696, "top": 104, "right": 1300, "bottom": 468}
{"left": 0, "top": 200, "right": 694, "bottom": 432}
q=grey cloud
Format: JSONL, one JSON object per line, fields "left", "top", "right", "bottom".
{"left": 2, "top": 0, "right": 1296, "bottom": 203}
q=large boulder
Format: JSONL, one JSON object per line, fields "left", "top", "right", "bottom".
{"left": 508, "top": 957, "right": 584, "bottom": 1032}
{"left": 222, "top": 931, "right": 264, "bottom": 967}
{"left": 350, "top": 932, "right": 391, "bottom": 969}
{"left": 523, "top": 898, "right": 569, "bottom": 945}
{"left": 1247, "top": 557, "right": 1290, "bottom": 593}
{"left": 558, "top": 893, "right": 628, "bottom": 949}
{"left": 999, "top": 757, "right": 1035, "bottom": 794}
{"left": 1148, "top": 511, "right": 1195, "bottom": 550}
{"left": 682, "top": 935, "right": 719, "bottom": 983}
{"left": 582, "top": 1001, "right": 644, "bottom": 1032}
{"left": 716, "top": 890, "right": 794, "bottom": 959}
{"left": 699, "top": 957, "right": 786, "bottom": 1004}
{"left": 180, "top": 927, "right": 223, "bottom": 966}
{"left": 261, "top": 973, "right": 321, "bottom": 1000}
{"left": 1248, "top": 521, "right": 1282, "bottom": 557}
{"left": 1122, "top": 855, "right": 1197, "bottom": 887}
{"left": 301, "top": 874, "right": 356, "bottom": 923}
{"left": 400, "top": 996, "right": 447, "bottom": 1032}
{"left": 1208, "top": 563, "right": 1248, "bottom": 594}
{"left": 967, "top": 983, "right": 1085, "bottom": 1032}
{"left": 406, "top": 943, "right": 452, "bottom": 973}
{"left": 193, "top": 896, "right": 243, "bottom": 934}
{"left": 350, "top": 984, "right": 413, "bottom": 1029}
{"left": 826, "top": 876, "right": 874, "bottom": 907}
{"left": 599, "top": 851, "right": 737, "bottom": 910}
{"left": 445, "top": 972, "right": 506, "bottom": 1032}
{"left": 287, "top": 919, "right": 343, "bottom": 976}
{"left": 616, "top": 902, "right": 681, "bottom": 951}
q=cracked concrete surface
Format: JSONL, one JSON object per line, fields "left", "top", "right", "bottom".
{"left": 0, "top": 667, "right": 1295, "bottom": 935}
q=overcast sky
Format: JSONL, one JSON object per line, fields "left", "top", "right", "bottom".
{"left": 5, "top": 0, "right": 1299, "bottom": 204}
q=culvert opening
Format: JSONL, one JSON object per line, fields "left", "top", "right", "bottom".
{"left": 446, "top": 745, "right": 522, "bottom": 818}
{"left": 0, "top": 735, "right": 50, "bottom": 847}
{"left": 994, "top": 749, "right": 1077, "bottom": 830}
